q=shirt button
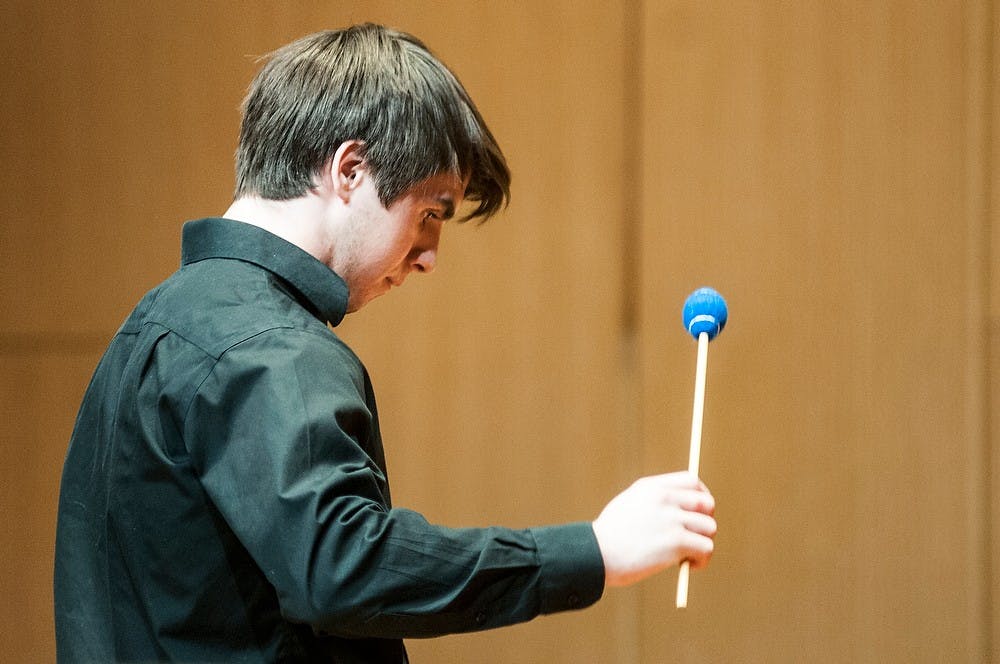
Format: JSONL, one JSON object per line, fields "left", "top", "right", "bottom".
{"left": 567, "top": 593, "right": 580, "bottom": 608}
{"left": 475, "top": 611, "right": 487, "bottom": 625}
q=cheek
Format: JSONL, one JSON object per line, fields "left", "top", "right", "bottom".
{"left": 362, "top": 239, "right": 411, "bottom": 283}
{"left": 365, "top": 212, "right": 420, "bottom": 275}
{"left": 389, "top": 227, "right": 420, "bottom": 263}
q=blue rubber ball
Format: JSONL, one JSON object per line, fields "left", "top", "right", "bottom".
{"left": 682, "top": 287, "right": 728, "bottom": 340}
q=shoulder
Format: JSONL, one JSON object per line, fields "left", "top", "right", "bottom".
{"left": 223, "top": 325, "right": 363, "bottom": 381}
{"left": 144, "top": 258, "right": 345, "bottom": 360}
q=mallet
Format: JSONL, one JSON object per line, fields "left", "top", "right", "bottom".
{"left": 676, "top": 287, "right": 728, "bottom": 608}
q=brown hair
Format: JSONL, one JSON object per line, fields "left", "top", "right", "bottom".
{"left": 234, "top": 24, "right": 510, "bottom": 221}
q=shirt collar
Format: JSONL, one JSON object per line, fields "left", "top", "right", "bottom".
{"left": 180, "top": 217, "right": 349, "bottom": 327}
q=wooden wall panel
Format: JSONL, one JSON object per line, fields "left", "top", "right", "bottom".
{"left": 2, "top": 3, "right": 247, "bottom": 338}
{"left": 1, "top": 1, "right": 635, "bottom": 662}
{"left": 3, "top": 2, "right": 995, "bottom": 662}
{"left": 991, "top": 2, "right": 1000, "bottom": 657}
{"left": 636, "top": 2, "right": 993, "bottom": 662}
{"left": 0, "top": 353, "right": 101, "bottom": 661}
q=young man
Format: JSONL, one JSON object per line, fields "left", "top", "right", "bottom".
{"left": 54, "top": 24, "right": 716, "bottom": 662}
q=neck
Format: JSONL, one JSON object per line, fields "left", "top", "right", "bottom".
{"left": 223, "top": 194, "right": 332, "bottom": 263}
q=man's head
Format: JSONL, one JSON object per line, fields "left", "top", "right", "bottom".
{"left": 234, "top": 23, "right": 510, "bottom": 222}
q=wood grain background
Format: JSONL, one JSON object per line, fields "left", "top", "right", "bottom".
{"left": 1, "top": 2, "right": 995, "bottom": 661}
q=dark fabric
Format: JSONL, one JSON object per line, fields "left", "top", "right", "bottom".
{"left": 54, "top": 217, "right": 605, "bottom": 663}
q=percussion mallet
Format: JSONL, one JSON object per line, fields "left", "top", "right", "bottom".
{"left": 676, "top": 287, "right": 728, "bottom": 608}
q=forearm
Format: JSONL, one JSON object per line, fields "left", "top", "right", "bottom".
{"left": 283, "top": 508, "right": 605, "bottom": 639}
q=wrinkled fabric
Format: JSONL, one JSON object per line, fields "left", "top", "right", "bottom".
{"left": 54, "top": 218, "right": 604, "bottom": 663}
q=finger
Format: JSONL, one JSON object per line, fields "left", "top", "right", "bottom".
{"left": 669, "top": 488, "right": 716, "bottom": 515}
{"left": 687, "top": 549, "right": 714, "bottom": 570}
{"left": 680, "top": 511, "right": 717, "bottom": 537}
{"left": 679, "top": 531, "right": 715, "bottom": 569}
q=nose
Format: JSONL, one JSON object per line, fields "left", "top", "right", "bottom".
{"left": 412, "top": 248, "right": 437, "bottom": 274}
{"left": 410, "top": 222, "right": 442, "bottom": 274}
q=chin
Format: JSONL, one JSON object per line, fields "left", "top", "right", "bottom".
{"left": 348, "top": 291, "right": 384, "bottom": 313}
{"left": 345, "top": 295, "right": 366, "bottom": 313}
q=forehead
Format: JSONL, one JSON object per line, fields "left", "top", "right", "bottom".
{"left": 408, "top": 171, "right": 467, "bottom": 199}
{"left": 398, "top": 171, "right": 468, "bottom": 217}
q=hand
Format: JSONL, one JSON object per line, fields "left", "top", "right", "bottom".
{"left": 591, "top": 471, "right": 716, "bottom": 588}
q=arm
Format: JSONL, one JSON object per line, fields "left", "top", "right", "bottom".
{"left": 184, "top": 328, "right": 604, "bottom": 639}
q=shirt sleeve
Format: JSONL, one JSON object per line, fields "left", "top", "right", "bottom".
{"left": 183, "top": 327, "right": 605, "bottom": 639}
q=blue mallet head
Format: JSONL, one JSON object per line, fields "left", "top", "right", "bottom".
{"left": 683, "top": 287, "right": 728, "bottom": 341}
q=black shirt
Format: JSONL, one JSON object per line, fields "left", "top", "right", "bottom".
{"left": 54, "top": 217, "right": 605, "bottom": 663}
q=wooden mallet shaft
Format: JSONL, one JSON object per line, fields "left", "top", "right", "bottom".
{"left": 676, "top": 330, "right": 709, "bottom": 608}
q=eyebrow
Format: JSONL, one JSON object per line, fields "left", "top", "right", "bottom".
{"left": 435, "top": 196, "right": 456, "bottom": 220}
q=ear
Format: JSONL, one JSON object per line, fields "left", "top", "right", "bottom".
{"left": 328, "top": 140, "right": 367, "bottom": 202}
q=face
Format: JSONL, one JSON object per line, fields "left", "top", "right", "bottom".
{"left": 333, "top": 170, "right": 465, "bottom": 312}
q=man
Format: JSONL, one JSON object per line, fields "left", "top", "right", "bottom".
{"left": 54, "top": 24, "right": 716, "bottom": 662}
